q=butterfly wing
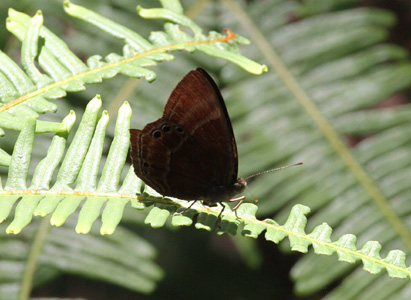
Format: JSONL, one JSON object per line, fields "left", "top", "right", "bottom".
{"left": 130, "top": 68, "right": 238, "bottom": 202}
{"left": 130, "top": 120, "right": 218, "bottom": 200}
{"left": 163, "top": 68, "right": 238, "bottom": 186}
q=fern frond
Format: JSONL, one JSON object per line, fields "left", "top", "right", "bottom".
{"left": 135, "top": 198, "right": 411, "bottom": 280}
{"left": 0, "top": 96, "right": 137, "bottom": 235}
{"left": 215, "top": 0, "right": 411, "bottom": 297}
{"left": 0, "top": 0, "right": 266, "bottom": 136}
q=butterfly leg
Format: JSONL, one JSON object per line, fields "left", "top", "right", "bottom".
{"left": 216, "top": 203, "right": 226, "bottom": 220}
{"left": 139, "top": 182, "right": 146, "bottom": 195}
{"left": 228, "top": 196, "right": 246, "bottom": 218}
{"left": 214, "top": 203, "right": 227, "bottom": 230}
{"left": 175, "top": 200, "right": 199, "bottom": 215}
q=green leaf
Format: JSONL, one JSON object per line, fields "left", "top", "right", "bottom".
{"left": 5, "top": 117, "right": 36, "bottom": 190}
{"left": 1, "top": 97, "right": 141, "bottom": 235}
{"left": 0, "top": 1, "right": 265, "bottom": 141}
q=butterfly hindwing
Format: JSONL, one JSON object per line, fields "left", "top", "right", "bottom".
{"left": 130, "top": 118, "right": 220, "bottom": 200}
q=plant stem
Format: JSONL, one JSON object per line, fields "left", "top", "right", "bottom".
{"left": 19, "top": 217, "right": 50, "bottom": 300}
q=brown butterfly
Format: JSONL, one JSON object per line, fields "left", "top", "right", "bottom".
{"left": 130, "top": 68, "right": 302, "bottom": 218}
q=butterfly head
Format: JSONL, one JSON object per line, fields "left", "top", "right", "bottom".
{"left": 234, "top": 178, "right": 247, "bottom": 195}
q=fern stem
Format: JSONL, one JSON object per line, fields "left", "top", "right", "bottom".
{"left": 19, "top": 217, "right": 51, "bottom": 300}
{"left": 223, "top": 0, "right": 411, "bottom": 251}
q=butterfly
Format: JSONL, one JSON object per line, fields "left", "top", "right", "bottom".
{"left": 130, "top": 67, "right": 303, "bottom": 219}
{"left": 130, "top": 67, "right": 247, "bottom": 217}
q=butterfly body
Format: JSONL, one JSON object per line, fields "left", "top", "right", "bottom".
{"left": 130, "top": 68, "right": 246, "bottom": 207}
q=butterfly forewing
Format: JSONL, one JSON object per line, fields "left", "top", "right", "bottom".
{"left": 163, "top": 68, "right": 238, "bottom": 186}
{"left": 130, "top": 68, "right": 240, "bottom": 203}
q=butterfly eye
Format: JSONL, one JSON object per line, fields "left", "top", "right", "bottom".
{"left": 233, "top": 182, "right": 244, "bottom": 192}
{"left": 161, "top": 124, "right": 171, "bottom": 132}
{"left": 141, "top": 161, "right": 149, "bottom": 168}
{"left": 153, "top": 130, "right": 161, "bottom": 138}
{"left": 176, "top": 126, "right": 184, "bottom": 133}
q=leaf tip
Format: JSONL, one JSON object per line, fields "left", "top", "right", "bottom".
{"left": 75, "top": 224, "right": 91, "bottom": 234}
{"left": 6, "top": 226, "right": 21, "bottom": 235}
{"left": 63, "top": 0, "right": 71, "bottom": 9}
{"left": 100, "top": 226, "right": 114, "bottom": 235}
{"left": 50, "top": 217, "right": 63, "bottom": 227}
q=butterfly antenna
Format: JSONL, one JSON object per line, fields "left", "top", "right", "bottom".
{"left": 245, "top": 185, "right": 259, "bottom": 203}
{"left": 245, "top": 162, "right": 304, "bottom": 181}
